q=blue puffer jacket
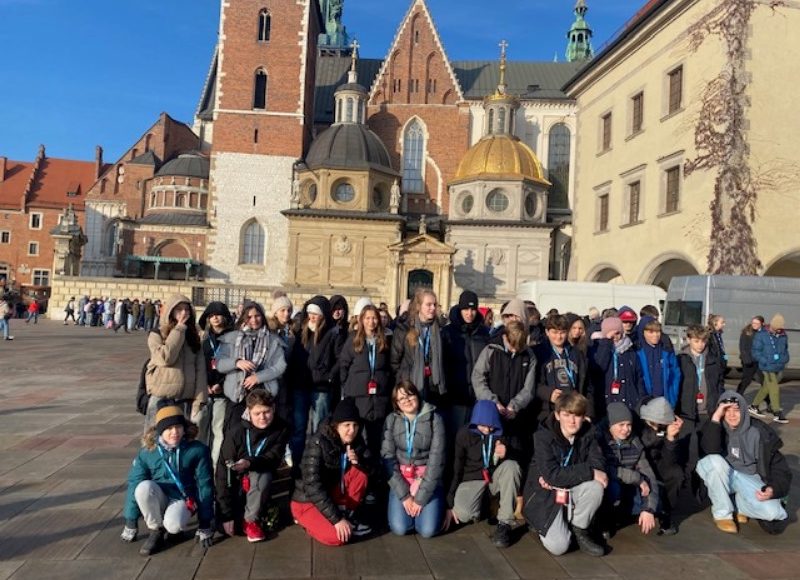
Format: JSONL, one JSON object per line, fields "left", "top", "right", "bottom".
{"left": 752, "top": 330, "right": 789, "bottom": 373}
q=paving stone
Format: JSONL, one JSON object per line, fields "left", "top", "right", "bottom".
{"left": 48, "top": 460, "right": 133, "bottom": 481}
{"left": 417, "top": 525, "right": 520, "bottom": 579}
{"left": 8, "top": 558, "right": 145, "bottom": 580}
{"left": 194, "top": 535, "right": 255, "bottom": 579}
{"left": 500, "top": 529, "right": 571, "bottom": 579}
{"left": 251, "top": 525, "right": 312, "bottom": 579}
{"left": 0, "top": 562, "right": 24, "bottom": 580}
{"left": 23, "top": 479, "right": 122, "bottom": 512}
{"left": 720, "top": 551, "right": 800, "bottom": 579}
{"left": 0, "top": 479, "right": 62, "bottom": 522}
{"left": 2, "top": 445, "right": 87, "bottom": 479}
{"left": 313, "top": 530, "right": 430, "bottom": 578}
{"left": 554, "top": 550, "right": 620, "bottom": 578}
{"left": 606, "top": 554, "right": 752, "bottom": 580}
{"left": 0, "top": 451, "right": 45, "bottom": 477}
{"left": 137, "top": 556, "right": 202, "bottom": 580}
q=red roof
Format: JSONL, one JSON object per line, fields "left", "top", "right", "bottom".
{"left": 0, "top": 155, "right": 97, "bottom": 211}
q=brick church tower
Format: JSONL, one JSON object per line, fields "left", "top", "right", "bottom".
{"left": 198, "top": 0, "right": 322, "bottom": 285}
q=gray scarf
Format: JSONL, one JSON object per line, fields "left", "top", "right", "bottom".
{"left": 235, "top": 326, "right": 270, "bottom": 371}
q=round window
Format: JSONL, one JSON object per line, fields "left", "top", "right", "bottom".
{"left": 524, "top": 192, "right": 537, "bottom": 217}
{"left": 372, "top": 188, "right": 383, "bottom": 209}
{"left": 307, "top": 183, "right": 318, "bottom": 204}
{"left": 334, "top": 183, "right": 355, "bottom": 203}
{"left": 486, "top": 189, "right": 509, "bottom": 213}
{"left": 461, "top": 194, "right": 474, "bottom": 215}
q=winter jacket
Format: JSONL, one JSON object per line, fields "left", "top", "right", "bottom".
{"left": 287, "top": 326, "right": 338, "bottom": 392}
{"left": 676, "top": 346, "right": 724, "bottom": 421}
{"left": 739, "top": 330, "right": 757, "bottom": 366}
{"left": 124, "top": 434, "right": 213, "bottom": 527}
{"left": 635, "top": 346, "right": 680, "bottom": 409}
{"left": 215, "top": 416, "right": 290, "bottom": 521}
{"left": 381, "top": 403, "right": 446, "bottom": 507}
{"left": 391, "top": 316, "right": 446, "bottom": 399}
{"left": 752, "top": 330, "right": 789, "bottom": 373}
{"left": 534, "top": 342, "right": 592, "bottom": 419}
{"left": 339, "top": 333, "right": 393, "bottom": 423}
{"left": 589, "top": 338, "right": 644, "bottom": 414}
{"left": 597, "top": 428, "right": 658, "bottom": 513}
{"left": 202, "top": 329, "right": 232, "bottom": 395}
{"left": 709, "top": 330, "right": 728, "bottom": 370}
{"left": 472, "top": 338, "right": 537, "bottom": 414}
{"left": 216, "top": 328, "right": 287, "bottom": 403}
{"left": 700, "top": 411, "right": 792, "bottom": 499}
{"left": 441, "top": 306, "right": 490, "bottom": 407}
{"left": 523, "top": 414, "right": 605, "bottom": 535}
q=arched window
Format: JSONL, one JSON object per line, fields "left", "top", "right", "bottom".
{"left": 104, "top": 221, "right": 119, "bottom": 257}
{"left": 253, "top": 69, "right": 268, "bottom": 110}
{"left": 240, "top": 220, "right": 265, "bottom": 265}
{"left": 346, "top": 98, "right": 354, "bottom": 123}
{"left": 488, "top": 109, "right": 495, "bottom": 134}
{"left": 176, "top": 194, "right": 186, "bottom": 208}
{"left": 258, "top": 9, "right": 271, "bottom": 42}
{"left": 402, "top": 119, "right": 425, "bottom": 194}
{"left": 497, "top": 108, "right": 506, "bottom": 134}
{"left": 547, "top": 123, "right": 572, "bottom": 210}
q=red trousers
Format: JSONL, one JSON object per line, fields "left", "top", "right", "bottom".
{"left": 291, "top": 466, "right": 368, "bottom": 546}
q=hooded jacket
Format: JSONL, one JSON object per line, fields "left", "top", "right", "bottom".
{"left": 390, "top": 314, "right": 446, "bottom": 399}
{"left": 146, "top": 294, "right": 207, "bottom": 415}
{"left": 381, "top": 402, "right": 446, "bottom": 507}
{"left": 287, "top": 296, "right": 338, "bottom": 391}
{"left": 291, "top": 419, "right": 374, "bottom": 525}
{"left": 635, "top": 316, "right": 680, "bottom": 408}
{"left": 597, "top": 424, "right": 659, "bottom": 513}
{"left": 700, "top": 391, "right": 791, "bottom": 498}
{"left": 215, "top": 415, "right": 290, "bottom": 521}
{"left": 441, "top": 305, "right": 490, "bottom": 407}
{"left": 752, "top": 329, "right": 789, "bottom": 373}
{"left": 589, "top": 337, "right": 644, "bottom": 414}
{"left": 339, "top": 332, "right": 393, "bottom": 422}
{"left": 534, "top": 341, "right": 591, "bottom": 420}
{"left": 676, "top": 345, "right": 724, "bottom": 421}
{"left": 523, "top": 414, "right": 605, "bottom": 535}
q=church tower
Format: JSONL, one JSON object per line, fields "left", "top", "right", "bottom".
{"left": 201, "top": 0, "right": 323, "bottom": 286}
{"left": 566, "top": 0, "right": 593, "bottom": 63}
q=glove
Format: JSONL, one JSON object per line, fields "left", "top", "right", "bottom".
{"left": 196, "top": 528, "right": 214, "bottom": 548}
{"left": 120, "top": 526, "right": 137, "bottom": 542}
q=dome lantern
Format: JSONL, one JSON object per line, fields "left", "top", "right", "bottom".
{"left": 483, "top": 40, "right": 519, "bottom": 136}
{"left": 334, "top": 39, "right": 368, "bottom": 125}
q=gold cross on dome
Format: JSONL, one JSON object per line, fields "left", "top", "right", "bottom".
{"left": 350, "top": 39, "right": 360, "bottom": 71}
{"left": 499, "top": 39, "right": 508, "bottom": 58}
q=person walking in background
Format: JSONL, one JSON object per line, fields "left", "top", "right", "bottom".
{"left": 0, "top": 295, "right": 14, "bottom": 341}
{"left": 707, "top": 314, "right": 728, "bottom": 375}
{"left": 738, "top": 316, "right": 765, "bottom": 395}
{"left": 749, "top": 314, "right": 790, "bottom": 424}
{"left": 63, "top": 296, "right": 76, "bottom": 325}
{"left": 25, "top": 299, "right": 39, "bottom": 324}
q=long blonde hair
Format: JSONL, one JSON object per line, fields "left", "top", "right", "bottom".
{"left": 405, "top": 288, "right": 437, "bottom": 348}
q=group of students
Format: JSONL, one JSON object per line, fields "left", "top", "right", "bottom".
{"left": 120, "top": 290, "right": 792, "bottom": 559}
{"left": 63, "top": 295, "right": 161, "bottom": 332}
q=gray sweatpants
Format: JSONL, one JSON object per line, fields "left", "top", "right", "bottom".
{"left": 539, "top": 480, "right": 604, "bottom": 556}
{"left": 245, "top": 472, "right": 274, "bottom": 522}
{"left": 452, "top": 460, "right": 521, "bottom": 524}
{"left": 135, "top": 480, "right": 192, "bottom": 533}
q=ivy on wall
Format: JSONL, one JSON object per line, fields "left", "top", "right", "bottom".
{"left": 684, "top": 0, "right": 786, "bottom": 275}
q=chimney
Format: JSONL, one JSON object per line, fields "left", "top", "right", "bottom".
{"left": 95, "top": 145, "right": 104, "bottom": 179}
{"left": 0, "top": 156, "right": 6, "bottom": 182}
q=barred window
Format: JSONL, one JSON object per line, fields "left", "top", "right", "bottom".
{"left": 240, "top": 220, "right": 265, "bottom": 265}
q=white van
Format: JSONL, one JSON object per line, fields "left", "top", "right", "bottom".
{"left": 516, "top": 280, "right": 666, "bottom": 317}
{"left": 662, "top": 275, "right": 800, "bottom": 370}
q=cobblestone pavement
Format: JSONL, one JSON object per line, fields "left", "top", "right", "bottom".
{"left": 0, "top": 320, "right": 798, "bottom": 579}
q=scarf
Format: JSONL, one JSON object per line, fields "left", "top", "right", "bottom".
{"left": 412, "top": 321, "right": 446, "bottom": 397}
{"left": 614, "top": 336, "right": 633, "bottom": 355}
{"left": 234, "top": 326, "right": 271, "bottom": 372}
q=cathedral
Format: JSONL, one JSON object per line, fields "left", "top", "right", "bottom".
{"left": 77, "top": 0, "right": 593, "bottom": 310}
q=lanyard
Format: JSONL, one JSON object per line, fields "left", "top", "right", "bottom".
{"left": 209, "top": 336, "right": 221, "bottom": 359}
{"left": 769, "top": 334, "right": 778, "bottom": 352}
{"left": 367, "top": 339, "right": 376, "bottom": 377}
{"left": 419, "top": 327, "right": 431, "bottom": 360}
{"left": 246, "top": 429, "right": 267, "bottom": 457}
{"left": 340, "top": 452, "right": 348, "bottom": 494}
{"left": 553, "top": 346, "right": 575, "bottom": 387}
{"left": 612, "top": 351, "right": 619, "bottom": 382}
{"left": 404, "top": 415, "right": 418, "bottom": 461}
{"left": 481, "top": 434, "right": 494, "bottom": 470}
{"left": 696, "top": 354, "right": 705, "bottom": 385}
{"left": 562, "top": 446, "right": 574, "bottom": 467}
{"left": 157, "top": 445, "right": 187, "bottom": 499}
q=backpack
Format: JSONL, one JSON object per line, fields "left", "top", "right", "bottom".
{"left": 136, "top": 358, "right": 151, "bottom": 415}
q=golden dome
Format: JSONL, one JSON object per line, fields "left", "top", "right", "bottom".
{"left": 453, "top": 134, "right": 550, "bottom": 185}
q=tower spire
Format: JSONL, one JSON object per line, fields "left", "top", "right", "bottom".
{"left": 348, "top": 38, "right": 359, "bottom": 84}
{"left": 566, "top": 0, "right": 593, "bottom": 62}
{"left": 498, "top": 39, "right": 508, "bottom": 95}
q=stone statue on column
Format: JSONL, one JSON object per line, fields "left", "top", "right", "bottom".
{"left": 390, "top": 179, "right": 401, "bottom": 214}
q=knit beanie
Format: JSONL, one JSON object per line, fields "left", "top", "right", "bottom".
{"left": 771, "top": 313, "right": 785, "bottom": 331}
{"left": 270, "top": 296, "right": 293, "bottom": 317}
{"left": 601, "top": 316, "right": 624, "bottom": 336}
{"left": 639, "top": 397, "right": 675, "bottom": 425}
{"left": 353, "top": 297, "right": 373, "bottom": 319}
{"left": 155, "top": 401, "right": 186, "bottom": 435}
{"left": 606, "top": 402, "right": 632, "bottom": 426}
{"left": 332, "top": 397, "right": 360, "bottom": 424}
{"left": 458, "top": 290, "right": 479, "bottom": 310}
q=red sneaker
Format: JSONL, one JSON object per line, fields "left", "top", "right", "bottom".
{"left": 243, "top": 519, "right": 266, "bottom": 543}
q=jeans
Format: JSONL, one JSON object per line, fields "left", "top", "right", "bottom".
{"left": 291, "top": 389, "right": 331, "bottom": 467}
{"left": 25, "top": 312, "right": 38, "bottom": 324}
{"left": 0, "top": 318, "right": 9, "bottom": 339}
{"left": 387, "top": 485, "right": 444, "bottom": 538}
{"left": 696, "top": 454, "right": 787, "bottom": 521}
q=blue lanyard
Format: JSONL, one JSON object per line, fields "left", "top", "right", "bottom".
{"left": 246, "top": 429, "right": 267, "bottom": 457}
{"left": 562, "top": 446, "right": 574, "bottom": 467}
{"left": 419, "top": 327, "right": 431, "bottom": 360}
{"left": 481, "top": 434, "right": 494, "bottom": 470}
{"left": 553, "top": 346, "right": 575, "bottom": 387}
{"left": 157, "top": 445, "right": 187, "bottom": 499}
{"left": 612, "top": 351, "right": 619, "bottom": 381}
{"left": 404, "top": 416, "right": 418, "bottom": 461}
{"left": 340, "top": 452, "right": 348, "bottom": 493}
{"left": 696, "top": 354, "right": 705, "bottom": 385}
{"left": 209, "top": 336, "right": 221, "bottom": 359}
{"left": 367, "top": 339, "right": 376, "bottom": 376}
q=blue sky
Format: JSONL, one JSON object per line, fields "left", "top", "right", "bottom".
{"left": 0, "top": 0, "right": 636, "bottom": 163}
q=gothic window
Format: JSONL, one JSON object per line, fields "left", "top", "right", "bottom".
{"left": 104, "top": 221, "right": 119, "bottom": 257}
{"left": 547, "top": 123, "right": 571, "bottom": 209}
{"left": 258, "top": 9, "right": 271, "bottom": 42}
{"left": 253, "top": 69, "right": 268, "bottom": 110}
{"left": 240, "top": 220, "right": 266, "bottom": 265}
{"left": 402, "top": 119, "right": 425, "bottom": 194}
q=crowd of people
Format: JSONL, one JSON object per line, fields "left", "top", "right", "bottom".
{"left": 109, "top": 288, "right": 791, "bottom": 557}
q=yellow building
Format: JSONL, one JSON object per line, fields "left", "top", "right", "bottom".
{"left": 565, "top": 0, "right": 800, "bottom": 288}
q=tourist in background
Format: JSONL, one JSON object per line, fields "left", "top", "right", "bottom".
{"left": 749, "top": 314, "right": 790, "bottom": 424}
{"left": 737, "top": 316, "right": 764, "bottom": 395}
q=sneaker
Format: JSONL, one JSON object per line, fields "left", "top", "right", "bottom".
{"left": 139, "top": 529, "right": 164, "bottom": 556}
{"left": 350, "top": 519, "right": 372, "bottom": 538}
{"left": 736, "top": 513, "right": 749, "bottom": 524}
{"left": 493, "top": 523, "right": 512, "bottom": 548}
{"left": 748, "top": 405, "right": 767, "bottom": 419}
{"left": 714, "top": 518, "right": 738, "bottom": 534}
{"left": 757, "top": 518, "right": 789, "bottom": 535}
{"left": 773, "top": 411, "right": 789, "bottom": 424}
{"left": 572, "top": 526, "right": 604, "bottom": 557}
{"left": 4, "top": 336, "right": 12, "bottom": 341}
{"left": 243, "top": 519, "right": 266, "bottom": 543}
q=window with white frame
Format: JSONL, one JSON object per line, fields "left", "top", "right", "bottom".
{"left": 29, "top": 212, "right": 42, "bottom": 229}
{"left": 28, "top": 241, "right": 39, "bottom": 256}
{"left": 627, "top": 181, "right": 641, "bottom": 224}
{"left": 600, "top": 112, "right": 612, "bottom": 152}
{"left": 631, "top": 92, "right": 644, "bottom": 135}
{"left": 665, "top": 166, "right": 680, "bottom": 213}
{"left": 32, "top": 269, "right": 49, "bottom": 286}
{"left": 240, "top": 220, "right": 265, "bottom": 265}
{"left": 667, "top": 66, "right": 683, "bottom": 115}
{"left": 598, "top": 194, "right": 610, "bottom": 232}
{"left": 0, "top": 231, "right": 9, "bottom": 244}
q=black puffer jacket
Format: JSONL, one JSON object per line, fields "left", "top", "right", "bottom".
{"left": 339, "top": 333, "right": 393, "bottom": 422}
{"left": 523, "top": 414, "right": 605, "bottom": 535}
{"left": 441, "top": 305, "right": 489, "bottom": 407}
{"left": 287, "top": 296, "right": 338, "bottom": 392}
{"left": 291, "top": 420, "right": 373, "bottom": 524}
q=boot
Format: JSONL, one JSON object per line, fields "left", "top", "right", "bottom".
{"left": 493, "top": 523, "right": 512, "bottom": 548}
{"left": 572, "top": 526, "right": 604, "bottom": 557}
{"left": 139, "top": 529, "right": 164, "bottom": 556}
